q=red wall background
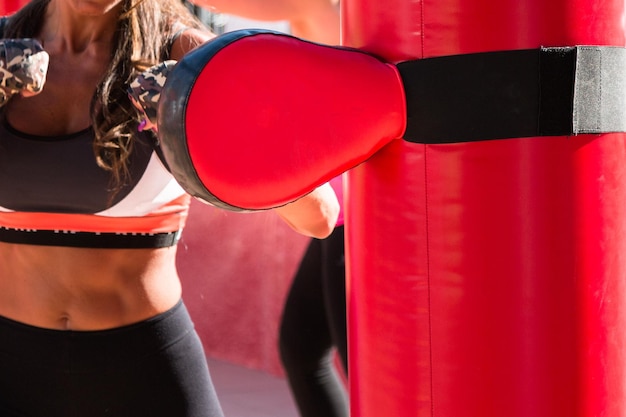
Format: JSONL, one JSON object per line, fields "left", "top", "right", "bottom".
{"left": 177, "top": 200, "right": 310, "bottom": 376}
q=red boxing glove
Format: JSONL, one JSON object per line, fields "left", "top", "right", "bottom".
{"left": 158, "top": 29, "right": 406, "bottom": 211}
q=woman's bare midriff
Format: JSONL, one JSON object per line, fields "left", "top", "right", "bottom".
{"left": 0, "top": 242, "right": 183, "bottom": 330}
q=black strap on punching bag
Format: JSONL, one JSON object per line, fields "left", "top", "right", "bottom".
{"left": 398, "top": 46, "right": 626, "bottom": 144}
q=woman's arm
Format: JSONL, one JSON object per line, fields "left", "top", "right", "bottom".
{"left": 189, "top": 0, "right": 336, "bottom": 24}
{"left": 188, "top": 0, "right": 340, "bottom": 44}
{"left": 167, "top": 30, "right": 340, "bottom": 239}
{"left": 169, "top": 28, "right": 216, "bottom": 60}
{"left": 274, "top": 182, "right": 340, "bottom": 239}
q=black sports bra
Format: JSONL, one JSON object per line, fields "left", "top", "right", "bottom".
{"left": 0, "top": 118, "right": 154, "bottom": 213}
{"left": 0, "top": 119, "right": 191, "bottom": 248}
{"left": 0, "top": 17, "right": 193, "bottom": 248}
{"left": 0, "top": 16, "right": 190, "bottom": 248}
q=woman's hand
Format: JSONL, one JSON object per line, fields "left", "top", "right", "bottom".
{"left": 0, "top": 38, "right": 49, "bottom": 106}
{"left": 127, "top": 60, "right": 178, "bottom": 132}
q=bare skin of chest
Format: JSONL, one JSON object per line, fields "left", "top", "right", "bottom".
{"left": 6, "top": 43, "right": 108, "bottom": 136}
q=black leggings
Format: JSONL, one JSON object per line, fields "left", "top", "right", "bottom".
{"left": 0, "top": 301, "right": 224, "bottom": 417}
{"left": 279, "top": 225, "right": 348, "bottom": 417}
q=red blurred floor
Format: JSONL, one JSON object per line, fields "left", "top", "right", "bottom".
{"left": 207, "top": 357, "right": 299, "bottom": 417}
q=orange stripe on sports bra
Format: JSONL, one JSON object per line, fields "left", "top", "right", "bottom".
{"left": 0, "top": 195, "right": 192, "bottom": 234}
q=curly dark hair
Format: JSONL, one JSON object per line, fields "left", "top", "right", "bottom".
{"left": 4, "top": 0, "right": 206, "bottom": 187}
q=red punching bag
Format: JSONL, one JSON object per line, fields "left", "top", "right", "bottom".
{"left": 343, "top": 1, "right": 626, "bottom": 417}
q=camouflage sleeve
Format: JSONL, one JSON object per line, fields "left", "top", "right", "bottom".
{"left": 127, "top": 60, "right": 178, "bottom": 131}
{"left": 0, "top": 38, "right": 49, "bottom": 106}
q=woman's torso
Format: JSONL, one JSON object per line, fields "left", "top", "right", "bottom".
{"left": 0, "top": 243, "right": 182, "bottom": 330}
{"left": 0, "top": 18, "right": 186, "bottom": 331}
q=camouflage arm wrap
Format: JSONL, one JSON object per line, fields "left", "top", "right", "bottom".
{"left": 0, "top": 38, "right": 49, "bottom": 107}
{"left": 127, "top": 60, "right": 178, "bottom": 131}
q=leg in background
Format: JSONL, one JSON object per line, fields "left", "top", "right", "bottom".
{"left": 279, "top": 227, "right": 349, "bottom": 417}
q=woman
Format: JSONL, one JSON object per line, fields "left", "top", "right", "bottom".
{"left": 0, "top": 1, "right": 339, "bottom": 416}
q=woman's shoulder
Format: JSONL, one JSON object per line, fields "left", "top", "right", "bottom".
{"left": 168, "top": 26, "right": 216, "bottom": 60}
